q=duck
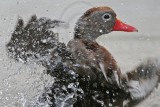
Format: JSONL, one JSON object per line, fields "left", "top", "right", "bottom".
{"left": 6, "top": 6, "right": 160, "bottom": 107}
{"left": 67, "top": 6, "right": 160, "bottom": 107}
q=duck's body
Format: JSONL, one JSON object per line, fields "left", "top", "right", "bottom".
{"left": 68, "top": 38, "right": 121, "bottom": 87}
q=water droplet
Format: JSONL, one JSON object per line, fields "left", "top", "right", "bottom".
{"left": 121, "top": 3, "right": 124, "bottom": 5}
{"left": 112, "top": 98, "right": 116, "bottom": 102}
{"left": 106, "top": 90, "right": 109, "bottom": 94}
{"left": 0, "top": 90, "right": 2, "bottom": 95}
{"left": 109, "top": 103, "right": 113, "bottom": 106}
{"left": 99, "top": 29, "right": 103, "bottom": 33}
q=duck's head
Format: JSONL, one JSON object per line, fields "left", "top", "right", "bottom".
{"left": 74, "top": 6, "right": 138, "bottom": 41}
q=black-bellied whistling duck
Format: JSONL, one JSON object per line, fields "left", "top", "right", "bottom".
{"left": 67, "top": 6, "right": 137, "bottom": 88}
{"left": 6, "top": 6, "right": 160, "bottom": 107}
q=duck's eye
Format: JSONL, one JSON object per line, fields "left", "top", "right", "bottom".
{"left": 102, "top": 13, "right": 112, "bottom": 21}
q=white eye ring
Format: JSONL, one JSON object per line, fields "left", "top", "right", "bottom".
{"left": 102, "top": 13, "right": 112, "bottom": 21}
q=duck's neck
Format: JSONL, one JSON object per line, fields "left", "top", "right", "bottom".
{"left": 74, "top": 28, "right": 96, "bottom": 41}
{"left": 74, "top": 19, "right": 101, "bottom": 41}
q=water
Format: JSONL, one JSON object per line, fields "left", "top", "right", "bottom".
{"left": 0, "top": 0, "right": 160, "bottom": 107}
